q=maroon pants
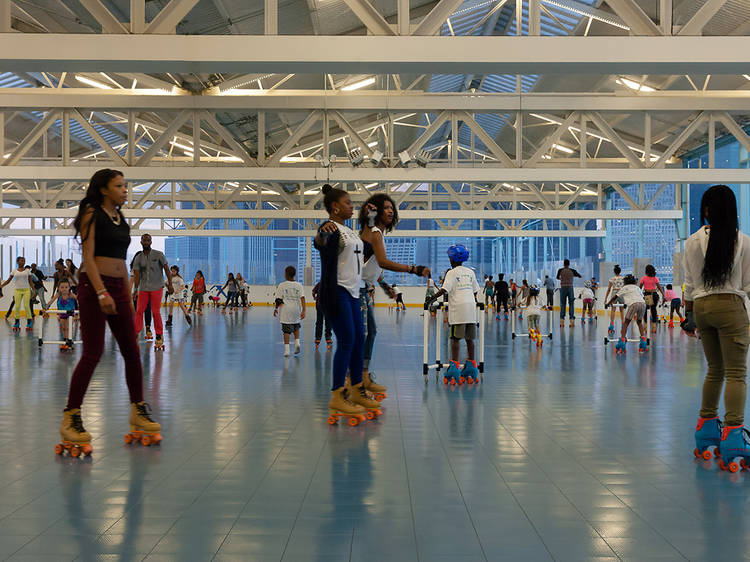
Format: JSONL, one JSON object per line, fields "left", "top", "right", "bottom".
{"left": 66, "top": 273, "right": 143, "bottom": 410}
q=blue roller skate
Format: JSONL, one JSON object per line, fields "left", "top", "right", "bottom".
{"left": 694, "top": 416, "right": 722, "bottom": 460}
{"left": 607, "top": 323, "right": 615, "bottom": 336}
{"left": 638, "top": 337, "right": 648, "bottom": 353}
{"left": 443, "top": 360, "right": 462, "bottom": 386}
{"left": 12, "top": 319, "right": 20, "bottom": 334}
{"left": 25, "top": 319, "right": 32, "bottom": 332}
{"left": 462, "top": 360, "right": 479, "bottom": 384}
{"left": 614, "top": 337, "right": 626, "bottom": 355}
{"left": 719, "top": 425, "right": 750, "bottom": 473}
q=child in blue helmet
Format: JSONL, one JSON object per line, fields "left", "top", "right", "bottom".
{"left": 426, "top": 244, "right": 480, "bottom": 385}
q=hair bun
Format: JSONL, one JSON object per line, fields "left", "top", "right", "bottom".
{"left": 322, "top": 183, "right": 333, "bottom": 195}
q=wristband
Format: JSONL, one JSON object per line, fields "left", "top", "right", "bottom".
{"left": 98, "top": 292, "right": 110, "bottom": 301}
{"left": 414, "top": 265, "right": 426, "bottom": 277}
{"left": 96, "top": 288, "right": 108, "bottom": 295}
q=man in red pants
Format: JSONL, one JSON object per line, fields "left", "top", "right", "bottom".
{"left": 132, "top": 234, "right": 173, "bottom": 349}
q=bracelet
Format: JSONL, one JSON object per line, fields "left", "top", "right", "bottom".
{"left": 96, "top": 288, "right": 108, "bottom": 295}
{"left": 97, "top": 292, "right": 110, "bottom": 301}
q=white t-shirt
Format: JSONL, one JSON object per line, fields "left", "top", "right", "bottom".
{"left": 684, "top": 226, "right": 750, "bottom": 301}
{"left": 441, "top": 265, "right": 479, "bottom": 325}
{"left": 525, "top": 295, "right": 541, "bottom": 316}
{"left": 580, "top": 287, "right": 594, "bottom": 300}
{"left": 361, "top": 226, "right": 383, "bottom": 285}
{"left": 336, "top": 224, "right": 364, "bottom": 299}
{"left": 609, "top": 275, "right": 624, "bottom": 296}
{"left": 169, "top": 276, "right": 186, "bottom": 300}
{"left": 275, "top": 280, "right": 304, "bottom": 324}
{"left": 618, "top": 284, "right": 645, "bottom": 307}
{"left": 12, "top": 269, "right": 31, "bottom": 289}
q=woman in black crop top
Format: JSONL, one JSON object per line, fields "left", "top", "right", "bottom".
{"left": 57, "top": 169, "right": 161, "bottom": 457}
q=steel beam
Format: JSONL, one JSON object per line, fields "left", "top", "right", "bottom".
{"left": 1, "top": 166, "right": 747, "bottom": 183}
{"left": 2, "top": 89, "right": 750, "bottom": 112}
{"left": 1, "top": 35, "right": 749, "bottom": 74}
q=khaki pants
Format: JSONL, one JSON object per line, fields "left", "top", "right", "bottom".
{"left": 694, "top": 294, "right": 750, "bottom": 426}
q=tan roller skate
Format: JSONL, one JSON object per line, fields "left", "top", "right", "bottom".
{"left": 125, "top": 402, "right": 162, "bottom": 446}
{"left": 145, "top": 328, "right": 153, "bottom": 340}
{"left": 349, "top": 382, "right": 383, "bottom": 421}
{"left": 363, "top": 369, "right": 387, "bottom": 401}
{"left": 327, "top": 387, "right": 366, "bottom": 426}
{"left": 56, "top": 408, "right": 93, "bottom": 458}
{"left": 154, "top": 334, "right": 165, "bottom": 351}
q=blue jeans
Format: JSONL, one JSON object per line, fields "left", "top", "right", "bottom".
{"left": 328, "top": 286, "right": 365, "bottom": 390}
{"left": 360, "top": 287, "right": 377, "bottom": 363}
{"left": 559, "top": 287, "right": 575, "bottom": 319}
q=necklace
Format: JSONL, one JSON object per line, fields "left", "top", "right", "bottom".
{"left": 103, "top": 206, "right": 120, "bottom": 225}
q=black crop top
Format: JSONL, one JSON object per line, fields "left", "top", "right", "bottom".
{"left": 93, "top": 206, "right": 130, "bottom": 259}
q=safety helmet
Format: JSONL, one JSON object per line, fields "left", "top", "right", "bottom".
{"left": 529, "top": 286, "right": 540, "bottom": 297}
{"left": 447, "top": 244, "right": 469, "bottom": 264}
{"left": 623, "top": 273, "right": 637, "bottom": 285}
{"left": 584, "top": 280, "right": 591, "bottom": 288}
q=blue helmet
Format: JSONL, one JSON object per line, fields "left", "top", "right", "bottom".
{"left": 447, "top": 244, "right": 469, "bottom": 264}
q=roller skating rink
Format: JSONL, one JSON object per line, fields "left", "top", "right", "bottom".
{"left": 0, "top": 307, "right": 745, "bottom": 560}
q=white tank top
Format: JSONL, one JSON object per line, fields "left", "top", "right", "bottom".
{"left": 13, "top": 269, "right": 31, "bottom": 289}
{"left": 361, "top": 226, "right": 383, "bottom": 285}
{"left": 336, "top": 223, "right": 364, "bottom": 298}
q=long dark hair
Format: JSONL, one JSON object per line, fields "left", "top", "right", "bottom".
{"left": 322, "top": 183, "right": 347, "bottom": 213}
{"left": 73, "top": 168, "right": 123, "bottom": 242}
{"left": 702, "top": 185, "right": 739, "bottom": 289}
{"left": 358, "top": 193, "right": 399, "bottom": 233}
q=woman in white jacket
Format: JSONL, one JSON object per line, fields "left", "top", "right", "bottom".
{"left": 684, "top": 185, "right": 750, "bottom": 471}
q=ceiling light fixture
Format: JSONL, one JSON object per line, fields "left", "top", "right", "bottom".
{"left": 552, "top": 143, "right": 575, "bottom": 154}
{"left": 341, "top": 77, "right": 376, "bottom": 91}
{"left": 743, "top": 75, "right": 750, "bottom": 81}
{"left": 616, "top": 77, "right": 656, "bottom": 93}
{"left": 75, "top": 75, "right": 112, "bottom": 90}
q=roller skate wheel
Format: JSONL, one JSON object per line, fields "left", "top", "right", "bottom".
{"left": 702, "top": 449, "right": 713, "bottom": 461}
{"left": 124, "top": 433, "right": 133, "bottom": 444}
{"left": 54, "top": 443, "right": 64, "bottom": 455}
{"left": 450, "top": 379, "right": 456, "bottom": 386}
{"left": 365, "top": 411, "right": 375, "bottom": 420}
{"left": 466, "top": 377, "right": 474, "bottom": 384}
{"left": 348, "top": 417, "right": 359, "bottom": 427}
{"left": 741, "top": 458, "right": 748, "bottom": 470}
{"left": 458, "top": 376, "right": 466, "bottom": 385}
{"left": 327, "top": 416, "right": 337, "bottom": 425}
{"left": 70, "top": 446, "right": 81, "bottom": 458}
{"left": 693, "top": 447, "right": 701, "bottom": 458}
{"left": 141, "top": 434, "right": 152, "bottom": 446}
{"left": 443, "top": 377, "right": 449, "bottom": 384}
{"left": 719, "top": 459, "right": 727, "bottom": 471}
{"left": 729, "top": 461, "right": 740, "bottom": 473}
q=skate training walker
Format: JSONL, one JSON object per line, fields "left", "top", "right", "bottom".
{"left": 510, "top": 305, "right": 553, "bottom": 345}
{"left": 603, "top": 303, "right": 652, "bottom": 352}
{"left": 422, "top": 301, "right": 485, "bottom": 384}
{"left": 37, "top": 309, "right": 81, "bottom": 352}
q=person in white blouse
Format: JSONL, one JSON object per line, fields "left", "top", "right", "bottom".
{"left": 314, "top": 184, "right": 382, "bottom": 423}
{"left": 683, "top": 185, "right": 750, "bottom": 469}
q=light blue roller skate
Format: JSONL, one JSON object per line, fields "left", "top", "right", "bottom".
{"left": 638, "top": 337, "right": 648, "bottom": 353}
{"left": 694, "top": 416, "right": 722, "bottom": 460}
{"left": 443, "top": 360, "right": 462, "bottom": 386}
{"left": 607, "top": 323, "right": 615, "bottom": 336}
{"left": 462, "top": 360, "right": 479, "bottom": 384}
{"left": 614, "top": 337, "right": 626, "bottom": 355}
{"left": 719, "top": 426, "right": 750, "bottom": 473}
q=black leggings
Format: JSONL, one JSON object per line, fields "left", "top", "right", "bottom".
{"left": 496, "top": 295, "right": 508, "bottom": 312}
{"left": 644, "top": 291, "right": 659, "bottom": 323}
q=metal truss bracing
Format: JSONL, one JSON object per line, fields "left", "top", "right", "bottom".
{"left": 1, "top": 0, "right": 749, "bottom": 239}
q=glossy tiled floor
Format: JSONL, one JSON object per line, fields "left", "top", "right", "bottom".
{"left": 0, "top": 307, "right": 748, "bottom": 561}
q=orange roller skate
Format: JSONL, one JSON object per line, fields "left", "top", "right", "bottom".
{"left": 56, "top": 408, "right": 93, "bottom": 458}
{"left": 349, "top": 382, "right": 383, "bottom": 420}
{"left": 363, "top": 370, "right": 386, "bottom": 401}
{"left": 124, "top": 402, "right": 162, "bottom": 446}
{"left": 327, "top": 387, "right": 366, "bottom": 426}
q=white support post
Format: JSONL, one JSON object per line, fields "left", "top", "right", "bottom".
{"left": 127, "top": 110, "right": 135, "bottom": 166}
{"left": 580, "top": 113, "right": 587, "bottom": 168}
{"left": 342, "top": 0, "right": 395, "bottom": 36}
{"left": 265, "top": 0, "right": 278, "bottom": 35}
{"left": 644, "top": 112, "right": 651, "bottom": 165}
{"left": 412, "top": 0, "right": 464, "bottom": 36}
{"left": 0, "top": 0, "right": 10, "bottom": 33}
{"left": 529, "top": 0, "right": 541, "bottom": 35}
{"left": 257, "top": 111, "right": 266, "bottom": 165}
{"left": 451, "top": 113, "right": 458, "bottom": 166}
{"left": 79, "top": 0, "right": 131, "bottom": 33}
{"left": 62, "top": 110, "right": 70, "bottom": 165}
{"left": 145, "top": 0, "right": 200, "bottom": 34}
{"left": 398, "top": 0, "right": 409, "bottom": 35}
{"left": 0, "top": 112, "right": 4, "bottom": 164}
{"left": 708, "top": 113, "right": 715, "bottom": 168}
{"left": 192, "top": 111, "right": 200, "bottom": 165}
{"left": 604, "top": 0, "right": 662, "bottom": 36}
{"left": 130, "top": 0, "right": 145, "bottom": 33}
{"left": 660, "top": 0, "right": 672, "bottom": 34}
{"left": 515, "top": 111, "right": 523, "bottom": 166}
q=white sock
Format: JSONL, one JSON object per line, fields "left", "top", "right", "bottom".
{"left": 284, "top": 343, "right": 290, "bottom": 356}
{"left": 294, "top": 339, "right": 301, "bottom": 353}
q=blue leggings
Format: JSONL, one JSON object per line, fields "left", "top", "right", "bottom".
{"left": 329, "top": 286, "right": 365, "bottom": 390}
{"left": 360, "top": 287, "right": 377, "bottom": 363}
